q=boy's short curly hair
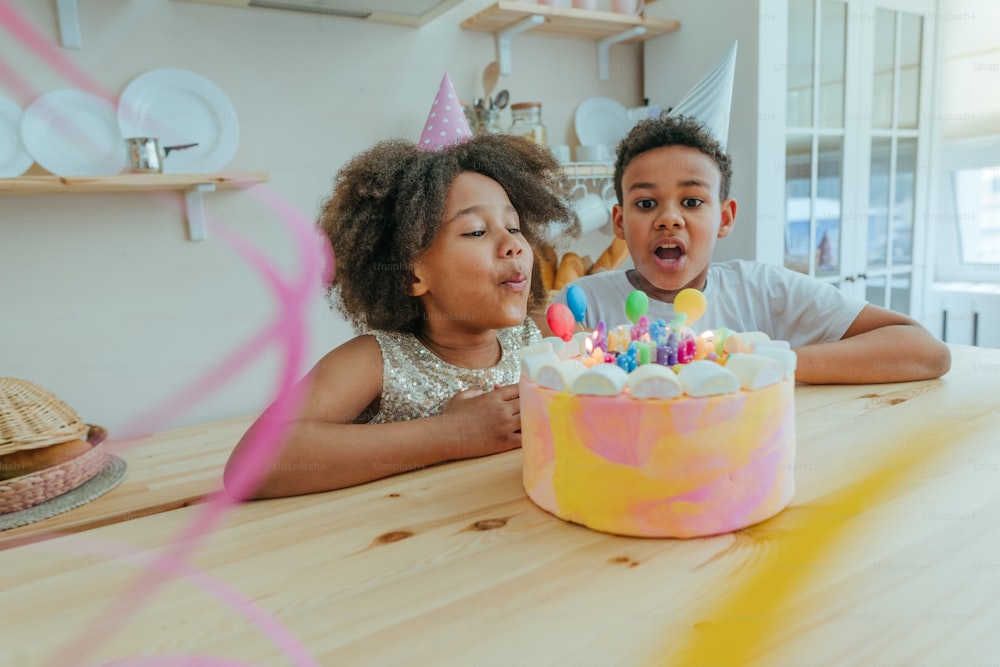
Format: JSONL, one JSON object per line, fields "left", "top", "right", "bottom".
{"left": 612, "top": 113, "right": 733, "bottom": 204}
{"left": 318, "top": 134, "right": 577, "bottom": 334}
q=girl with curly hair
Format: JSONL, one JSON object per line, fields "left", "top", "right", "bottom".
{"left": 226, "top": 134, "right": 576, "bottom": 498}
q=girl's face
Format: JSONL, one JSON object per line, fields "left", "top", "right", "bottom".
{"left": 613, "top": 144, "right": 736, "bottom": 300}
{"left": 411, "top": 171, "right": 533, "bottom": 332}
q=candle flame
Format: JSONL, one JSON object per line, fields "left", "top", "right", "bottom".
{"left": 585, "top": 336, "right": 594, "bottom": 354}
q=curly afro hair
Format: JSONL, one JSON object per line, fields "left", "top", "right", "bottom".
{"left": 318, "top": 134, "right": 578, "bottom": 334}
{"left": 612, "top": 113, "right": 733, "bottom": 204}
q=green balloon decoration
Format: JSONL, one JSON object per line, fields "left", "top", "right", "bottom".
{"left": 625, "top": 290, "right": 649, "bottom": 324}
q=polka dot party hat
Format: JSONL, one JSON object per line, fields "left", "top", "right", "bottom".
{"left": 418, "top": 73, "right": 473, "bottom": 152}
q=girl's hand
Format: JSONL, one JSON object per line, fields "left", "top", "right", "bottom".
{"left": 442, "top": 383, "right": 522, "bottom": 459}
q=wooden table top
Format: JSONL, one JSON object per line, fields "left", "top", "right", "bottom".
{"left": 0, "top": 415, "right": 252, "bottom": 550}
{"left": 1, "top": 345, "right": 998, "bottom": 666}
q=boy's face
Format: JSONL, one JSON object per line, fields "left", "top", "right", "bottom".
{"left": 613, "top": 145, "right": 736, "bottom": 300}
{"left": 411, "top": 171, "right": 533, "bottom": 332}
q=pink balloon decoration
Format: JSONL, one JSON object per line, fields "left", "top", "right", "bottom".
{"left": 546, "top": 303, "right": 575, "bottom": 341}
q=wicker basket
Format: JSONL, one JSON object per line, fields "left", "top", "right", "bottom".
{"left": 0, "top": 377, "right": 89, "bottom": 455}
{"left": 0, "top": 425, "right": 110, "bottom": 514}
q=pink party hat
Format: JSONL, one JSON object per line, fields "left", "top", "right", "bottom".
{"left": 419, "top": 73, "right": 473, "bottom": 151}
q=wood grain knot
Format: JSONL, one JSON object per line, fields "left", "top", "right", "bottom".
{"left": 373, "top": 530, "right": 413, "bottom": 546}
{"left": 859, "top": 393, "right": 880, "bottom": 399}
{"left": 472, "top": 518, "right": 508, "bottom": 531}
{"left": 609, "top": 556, "right": 640, "bottom": 568}
{"left": 388, "top": 493, "right": 400, "bottom": 498}
{"left": 888, "top": 398, "right": 907, "bottom": 405}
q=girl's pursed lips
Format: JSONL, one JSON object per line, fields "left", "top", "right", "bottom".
{"left": 501, "top": 271, "right": 529, "bottom": 290}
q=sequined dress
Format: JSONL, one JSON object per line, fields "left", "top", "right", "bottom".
{"left": 368, "top": 320, "right": 541, "bottom": 424}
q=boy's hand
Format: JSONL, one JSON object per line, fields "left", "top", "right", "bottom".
{"left": 442, "top": 383, "right": 521, "bottom": 459}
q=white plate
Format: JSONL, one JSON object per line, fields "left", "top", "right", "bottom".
{"left": 20, "top": 90, "right": 126, "bottom": 177}
{"left": 0, "top": 96, "right": 33, "bottom": 177}
{"left": 118, "top": 68, "right": 239, "bottom": 174}
{"left": 574, "top": 96, "right": 631, "bottom": 148}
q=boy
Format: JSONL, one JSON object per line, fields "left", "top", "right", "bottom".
{"left": 557, "top": 114, "right": 950, "bottom": 384}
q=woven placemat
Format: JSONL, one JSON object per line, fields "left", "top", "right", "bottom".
{"left": 0, "top": 456, "right": 127, "bottom": 532}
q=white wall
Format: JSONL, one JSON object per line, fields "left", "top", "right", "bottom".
{"left": 641, "top": 0, "right": 769, "bottom": 264}
{"left": 0, "top": 0, "right": 644, "bottom": 435}
{"left": 938, "top": 0, "right": 1000, "bottom": 140}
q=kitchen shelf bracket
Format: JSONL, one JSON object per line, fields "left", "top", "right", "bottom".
{"left": 597, "top": 26, "right": 646, "bottom": 80}
{"left": 55, "top": 0, "right": 82, "bottom": 49}
{"left": 184, "top": 183, "right": 216, "bottom": 241}
{"left": 496, "top": 14, "right": 545, "bottom": 75}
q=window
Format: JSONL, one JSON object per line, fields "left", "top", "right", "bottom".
{"left": 952, "top": 167, "right": 1000, "bottom": 264}
{"left": 934, "top": 136, "right": 1000, "bottom": 283}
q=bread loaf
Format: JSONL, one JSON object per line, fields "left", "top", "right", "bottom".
{"left": 538, "top": 256, "right": 556, "bottom": 291}
{"left": 537, "top": 241, "right": 557, "bottom": 267}
{"left": 0, "top": 439, "right": 92, "bottom": 480}
{"left": 553, "top": 252, "right": 586, "bottom": 291}
{"left": 590, "top": 238, "right": 629, "bottom": 273}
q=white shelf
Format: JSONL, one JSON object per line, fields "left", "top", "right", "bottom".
{"left": 0, "top": 172, "right": 270, "bottom": 241}
{"left": 461, "top": 1, "right": 680, "bottom": 79}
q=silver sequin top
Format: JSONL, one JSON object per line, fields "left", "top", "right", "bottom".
{"left": 368, "top": 320, "right": 541, "bottom": 424}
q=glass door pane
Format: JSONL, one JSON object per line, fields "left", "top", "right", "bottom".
{"left": 893, "top": 137, "right": 917, "bottom": 265}
{"left": 868, "top": 137, "right": 891, "bottom": 269}
{"left": 890, "top": 272, "right": 912, "bottom": 314}
{"left": 816, "top": 136, "right": 843, "bottom": 276}
{"left": 866, "top": 274, "right": 887, "bottom": 309}
{"left": 819, "top": 1, "right": 847, "bottom": 128}
{"left": 787, "top": 0, "right": 815, "bottom": 128}
{"left": 872, "top": 9, "right": 896, "bottom": 129}
{"left": 898, "top": 14, "right": 923, "bottom": 129}
{"left": 785, "top": 134, "right": 812, "bottom": 274}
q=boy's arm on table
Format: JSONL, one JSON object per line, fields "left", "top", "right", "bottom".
{"left": 224, "top": 335, "right": 521, "bottom": 499}
{"left": 793, "top": 304, "right": 952, "bottom": 384}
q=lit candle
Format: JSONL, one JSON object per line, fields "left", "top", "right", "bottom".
{"left": 666, "top": 332, "right": 679, "bottom": 366}
{"left": 607, "top": 326, "right": 630, "bottom": 354}
{"left": 616, "top": 347, "right": 638, "bottom": 372}
{"left": 656, "top": 344, "right": 670, "bottom": 365}
{"left": 630, "top": 315, "right": 649, "bottom": 341}
{"left": 649, "top": 318, "right": 667, "bottom": 346}
{"left": 677, "top": 332, "right": 697, "bottom": 364}
{"left": 714, "top": 327, "right": 730, "bottom": 356}
{"left": 582, "top": 336, "right": 604, "bottom": 368}
{"left": 632, "top": 340, "right": 654, "bottom": 366}
{"left": 696, "top": 330, "right": 715, "bottom": 360}
{"left": 594, "top": 320, "right": 607, "bottom": 352}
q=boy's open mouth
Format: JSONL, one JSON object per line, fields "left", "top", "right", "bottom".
{"left": 654, "top": 243, "right": 684, "bottom": 263}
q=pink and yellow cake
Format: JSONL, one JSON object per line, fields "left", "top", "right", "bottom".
{"left": 519, "top": 288, "right": 796, "bottom": 538}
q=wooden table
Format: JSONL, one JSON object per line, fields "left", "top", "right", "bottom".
{"left": 0, "top": 416, "right": 252, "bottom": 550}
{"left": 1, "top": 345, "right": 998, "bottom": 666}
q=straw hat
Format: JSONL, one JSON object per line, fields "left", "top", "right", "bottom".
{"left": 0, "top": 377, "right": 109, "bottom": 514}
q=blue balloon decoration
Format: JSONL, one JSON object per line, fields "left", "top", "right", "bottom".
{"left": 566, "top": 285, "right": 587, "bottom": 323}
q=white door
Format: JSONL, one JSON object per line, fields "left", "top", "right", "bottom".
{"left": 784, "top": 0, "right": 938, "bottom": 315}
{"left": 644, "top": 0, "right": 939, "bottom": 318}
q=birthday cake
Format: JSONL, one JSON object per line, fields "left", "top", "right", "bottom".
{"left": 518, "top": 288, "right": 796, "bottom": 538}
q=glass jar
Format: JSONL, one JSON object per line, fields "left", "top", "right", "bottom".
{"left": 508, "top": 102, "right": 547, "bottom": 147}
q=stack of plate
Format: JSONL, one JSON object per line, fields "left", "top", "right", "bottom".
{"left": 4, "top": 68, "right": 240, "bottom": 178}
{"left": 0, "top": 96, "right": 34, "bottom": 178}
{"left": 117, "top": 68, "right": 240, "bottom": 175}
{"left": 574, "top": 96, "right": 632, "bottom": 150}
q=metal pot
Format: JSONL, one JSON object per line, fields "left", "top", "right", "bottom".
{"left": 124, "top": 137, "right": 198, "bottom": 173}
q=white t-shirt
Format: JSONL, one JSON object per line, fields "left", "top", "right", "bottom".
{"left": 555, "top": 260, "right": 867, "bottom": 348}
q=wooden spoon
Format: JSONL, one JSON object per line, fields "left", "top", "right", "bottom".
{"left": 482, "top": 61, "right": 500, "bottom": 100}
